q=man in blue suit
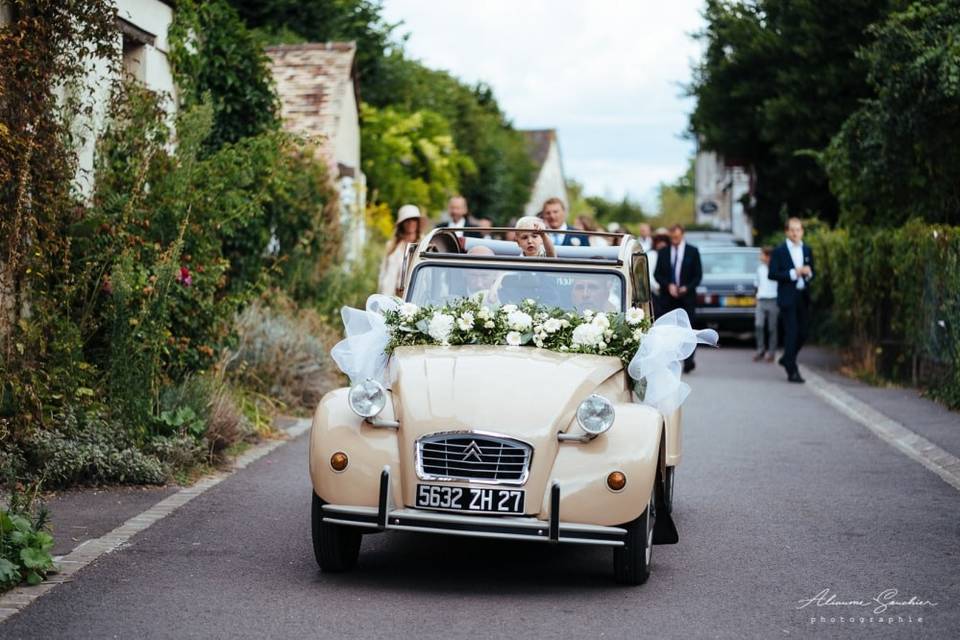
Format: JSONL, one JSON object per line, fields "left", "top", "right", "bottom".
{"left": 768, "top": 217, "right": 814, "bottom": 383}
{"left": 540, "top": 197, "right": 591, "bottom": 247}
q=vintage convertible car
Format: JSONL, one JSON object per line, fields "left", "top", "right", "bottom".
{"left": 309, "top": 228, "right": 683, "bottom": 585}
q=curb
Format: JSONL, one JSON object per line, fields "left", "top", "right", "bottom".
{"left": 0, "top": 419, "right": 311, "bottom": 623}
{"left": 802, "top": 365, "right": 960, "bottom": 494}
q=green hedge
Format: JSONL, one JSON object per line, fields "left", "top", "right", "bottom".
{"left": 806, "top": 221, "right": 960, "bottom": 408}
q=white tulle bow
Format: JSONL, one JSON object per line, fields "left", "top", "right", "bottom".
{"left": 330, "top": 294, "right": 399, "bottom": 385}
{"left": 627, "top": 308, "right": 719, "bottom": 415}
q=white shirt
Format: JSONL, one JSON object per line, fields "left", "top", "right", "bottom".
{"left": 787, "top": 240, "right": 810, "bottom": 290}
{"left": 639, "top": 237, "right": 653, "bottom": 253}
{"left": 670, "top": 241, "right": 686, "bottom": 284}
{"left": 549, "top": 223, "right": 568, "bottom": 246}
{"left": 447, "top": 217, "right": 465, "bottom": 238}
{"left": 755, "top": 263, "right": 778, "bottom": 299}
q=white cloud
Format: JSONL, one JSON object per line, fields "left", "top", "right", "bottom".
{"left": 381, "top": 0, "right": 705, "bottom": 204}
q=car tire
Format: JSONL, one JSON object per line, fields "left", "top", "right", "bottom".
{"left": 311, "top": 492, "right": 361, "bottom": 572}
{"left": 664, "top": 466, "right": 675, "bottom": 515}
{"left": 613, "top": 485, "right": 655, "bottom": 585}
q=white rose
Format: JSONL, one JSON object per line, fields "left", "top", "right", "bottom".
{"left": 477, "top": 306, "right": 492, "bottom": 321}
{"left": 559, "top": 345, "right": 568, "bottom": 352}
{"left": 427, "top": 312, "right": 455, "bottom": 344}
{"left": 524, "top": 298, "right": 536, "bottom": 306}
{"left": 533, "top": 337, "right": 544, "bottom": 348}
{"left": 506, "top": 331, "right": 522, "bottom": 346}
{"left": 484, "top": 320, "right": 495, "bottom": 329}
{"left": 571, "top": 323, "right": 603, "bottom": 347}
{"left": 560, "top": 319, "right": 571, "bottom": 328}
{"left": 543, "top": 318, "right": 562, "bottom": 334}
{"left": 501, "top": 304, "right": 518, "bottom": 314}
{"left": 625, "top": 307, "right": 645, "bottom": 325}
{"left": 399, "top": 303, "right": 418, "bottom": 320}
{"left": 632, "top": 328, "right": 644, "bottom": 341}
{"left": 592, "top": 312, "right": 610, "bottom": 329}
{"left": 582, "top": 309, "right": 594, "bottom": 319}
{"left": 457, "top": 317, "right": 474, "bottom": 331}
{"left": 507, "top": 310, "right": 533, "bottom": 332}
{"left": 598, "top": 341, "right": 607, "bottom": 350}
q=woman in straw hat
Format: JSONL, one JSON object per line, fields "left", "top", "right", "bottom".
{"left": 377, "top": 204, "right": 424, "bottom": 296}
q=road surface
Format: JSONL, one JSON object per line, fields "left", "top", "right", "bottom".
{"left": 3, "top": 347, "right": 958, "bottom": 639}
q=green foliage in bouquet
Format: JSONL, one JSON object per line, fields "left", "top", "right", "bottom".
{"left": 384, "top": 298, "right": 652, "bottom": 367}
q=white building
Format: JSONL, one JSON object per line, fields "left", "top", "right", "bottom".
{"left": 694, "top": 149, "right": 754, "bottom": 245}
{"left": 266, "top": 43, "right": 366, "bottom": 262}
{"left": 521, "top": 129, "right": 568, "bottom": 217}
{"left": 75, "top": 0, "right": 178, "bottom": 195}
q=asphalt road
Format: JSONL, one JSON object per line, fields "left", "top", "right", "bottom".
{"left": 4, "top": 348, "right": 959, "bottom": 639}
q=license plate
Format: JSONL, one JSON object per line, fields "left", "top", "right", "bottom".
{"left": 415, "top": 484, "right": 524, "bottom": 514}
{"left": 721, "top": 295, "right": 755, "bottom": 307}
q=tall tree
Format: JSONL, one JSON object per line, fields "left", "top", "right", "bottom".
{"left": 824, "top": 1, "right": 960, "bottom": 227}
{"left": 689, "top": 0, "right": 898, "bottom": 234}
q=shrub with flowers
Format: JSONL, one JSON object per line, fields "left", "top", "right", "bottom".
{"left": 384, "top": 297, "right": 651, "bottom": 366}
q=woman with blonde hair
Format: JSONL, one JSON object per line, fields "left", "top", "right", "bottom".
{"left": 377, "top": 204, "right": 424, "bottom": 296}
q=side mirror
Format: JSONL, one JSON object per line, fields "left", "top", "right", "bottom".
{"left": 631, "top": 250, "right": 653, "bottom": 316}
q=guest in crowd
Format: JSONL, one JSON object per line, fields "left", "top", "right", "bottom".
{"left": 648, "top": 227, "right": 671, "bottom": 317}
{"left": 768, "top": 217, "right": 814, "bottom": 383}
{"left": 540, "top": 197, "right": 590, "bottom": 247}
{"left": 654, "top": 224, "right": 703, "bottom": 373}
{"left": 436, "top": 195, "right": 481, "bottom": 238}
{"left": 637, "top": 223, "right": 653, "bottom": 253}
{"left": 753, "top": 246, "right": 779, "bottom": 363}
{"left": 574, "top": 215, "right": 610, "bottom": 247}
{"left": 377, "top": 204, "right": 423, "bottom": 296}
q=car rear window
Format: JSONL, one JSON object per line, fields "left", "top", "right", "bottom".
{"left": 701, "top": 251, "right": 760, "bottom": 277}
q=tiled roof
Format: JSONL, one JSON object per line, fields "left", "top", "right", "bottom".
{"left": 265, "top": 42, "right": 357, "bottom": 162}
{"left": 520, "top": 129, "right": 556, "bottom": 168}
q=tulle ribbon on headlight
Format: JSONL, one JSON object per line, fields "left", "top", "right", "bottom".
{"left": 330, "top": 294, "right": 399, "bottom": 385}
{"left": 627, "top": 308, "right": 718, "bottom": 415}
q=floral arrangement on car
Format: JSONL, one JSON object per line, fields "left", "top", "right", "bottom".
{"left": 382, "top": 296, "right": 651, "bottom": 366}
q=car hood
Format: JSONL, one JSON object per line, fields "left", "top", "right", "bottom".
{"left": 389, "top": 345, "right": 623, "bottom": 439}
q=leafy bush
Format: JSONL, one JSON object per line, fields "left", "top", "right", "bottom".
{"left": 226, "top": 295, "right": 342, "bottom": 411}
{"left": 1, "top": 484, "right": 55, "bottom": 590}
{"left": 807, "top": 221, "right": 960, "bottom": 407}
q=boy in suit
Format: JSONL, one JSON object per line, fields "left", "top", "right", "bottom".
{"left": 654, "top": 224, "right": 703, "bottom": 373}
{"left": 768, "top": 217, "right": 814, "bottom": 383}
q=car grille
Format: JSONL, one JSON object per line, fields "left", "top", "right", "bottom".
{"left": 416, "top": 433, "right": 532, "bottom": 485}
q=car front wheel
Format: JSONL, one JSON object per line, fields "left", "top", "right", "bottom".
{"left": 613, "top": 485, "right": 655, "bottom": 585}
{"left": 311, "top": 492, "right": 361, "bottom": 572}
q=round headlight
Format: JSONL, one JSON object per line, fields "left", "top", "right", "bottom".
{"left": 576, "top": 394, "right": 615, "bottom": 436}
{"left": 348, "top": 378, "right": 386, "bottom": 418}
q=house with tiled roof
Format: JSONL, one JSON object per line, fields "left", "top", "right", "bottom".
{"left": 521, "top": 129, "right": 568, "bottom": 217}
{"left": 265, "top": 42, "right": 366, "bottom": 260}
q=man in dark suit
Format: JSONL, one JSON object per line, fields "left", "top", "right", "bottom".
{"left": 768, "top": 217, "right": 814, "bottom": 383}
{"left": 436, "top": 195, "right": 482, "bottom": 238}
{"left": 654, "top": 224, "right": 703, "bottom": 373}
{"left": 540, "top": 197, "right": 591, "bottom": 247}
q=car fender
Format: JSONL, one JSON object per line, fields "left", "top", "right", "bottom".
{"left": 309, "top": 388, "right": 402, "bottom": 508}
{"left": 542, "top": 403, "right": 662, "bottom": 527}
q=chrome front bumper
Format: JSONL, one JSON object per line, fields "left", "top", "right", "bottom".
{"left": 320, "top": 467, "right": 627, "bottom": 547}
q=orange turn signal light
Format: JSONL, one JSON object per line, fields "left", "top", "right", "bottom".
{"left": 606, "top": 471, "right": 627, "bottom": 492}
{"left": 330, "top": 452, "right": 349, "bottom": 472}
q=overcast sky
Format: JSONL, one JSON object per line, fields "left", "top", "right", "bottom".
{"left": 380, "top": 0, "right": 705, "bottom": 210}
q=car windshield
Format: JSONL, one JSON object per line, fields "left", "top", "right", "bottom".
{"left": 408, "top": 263, "right": 624, "bottom": 313}
{"left": 701, "top": 250, "right": 759, "bottom": 278}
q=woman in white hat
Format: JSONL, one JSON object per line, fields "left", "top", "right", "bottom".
{"left": 377, "top": 204, "right": 424, "bottom": 296}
